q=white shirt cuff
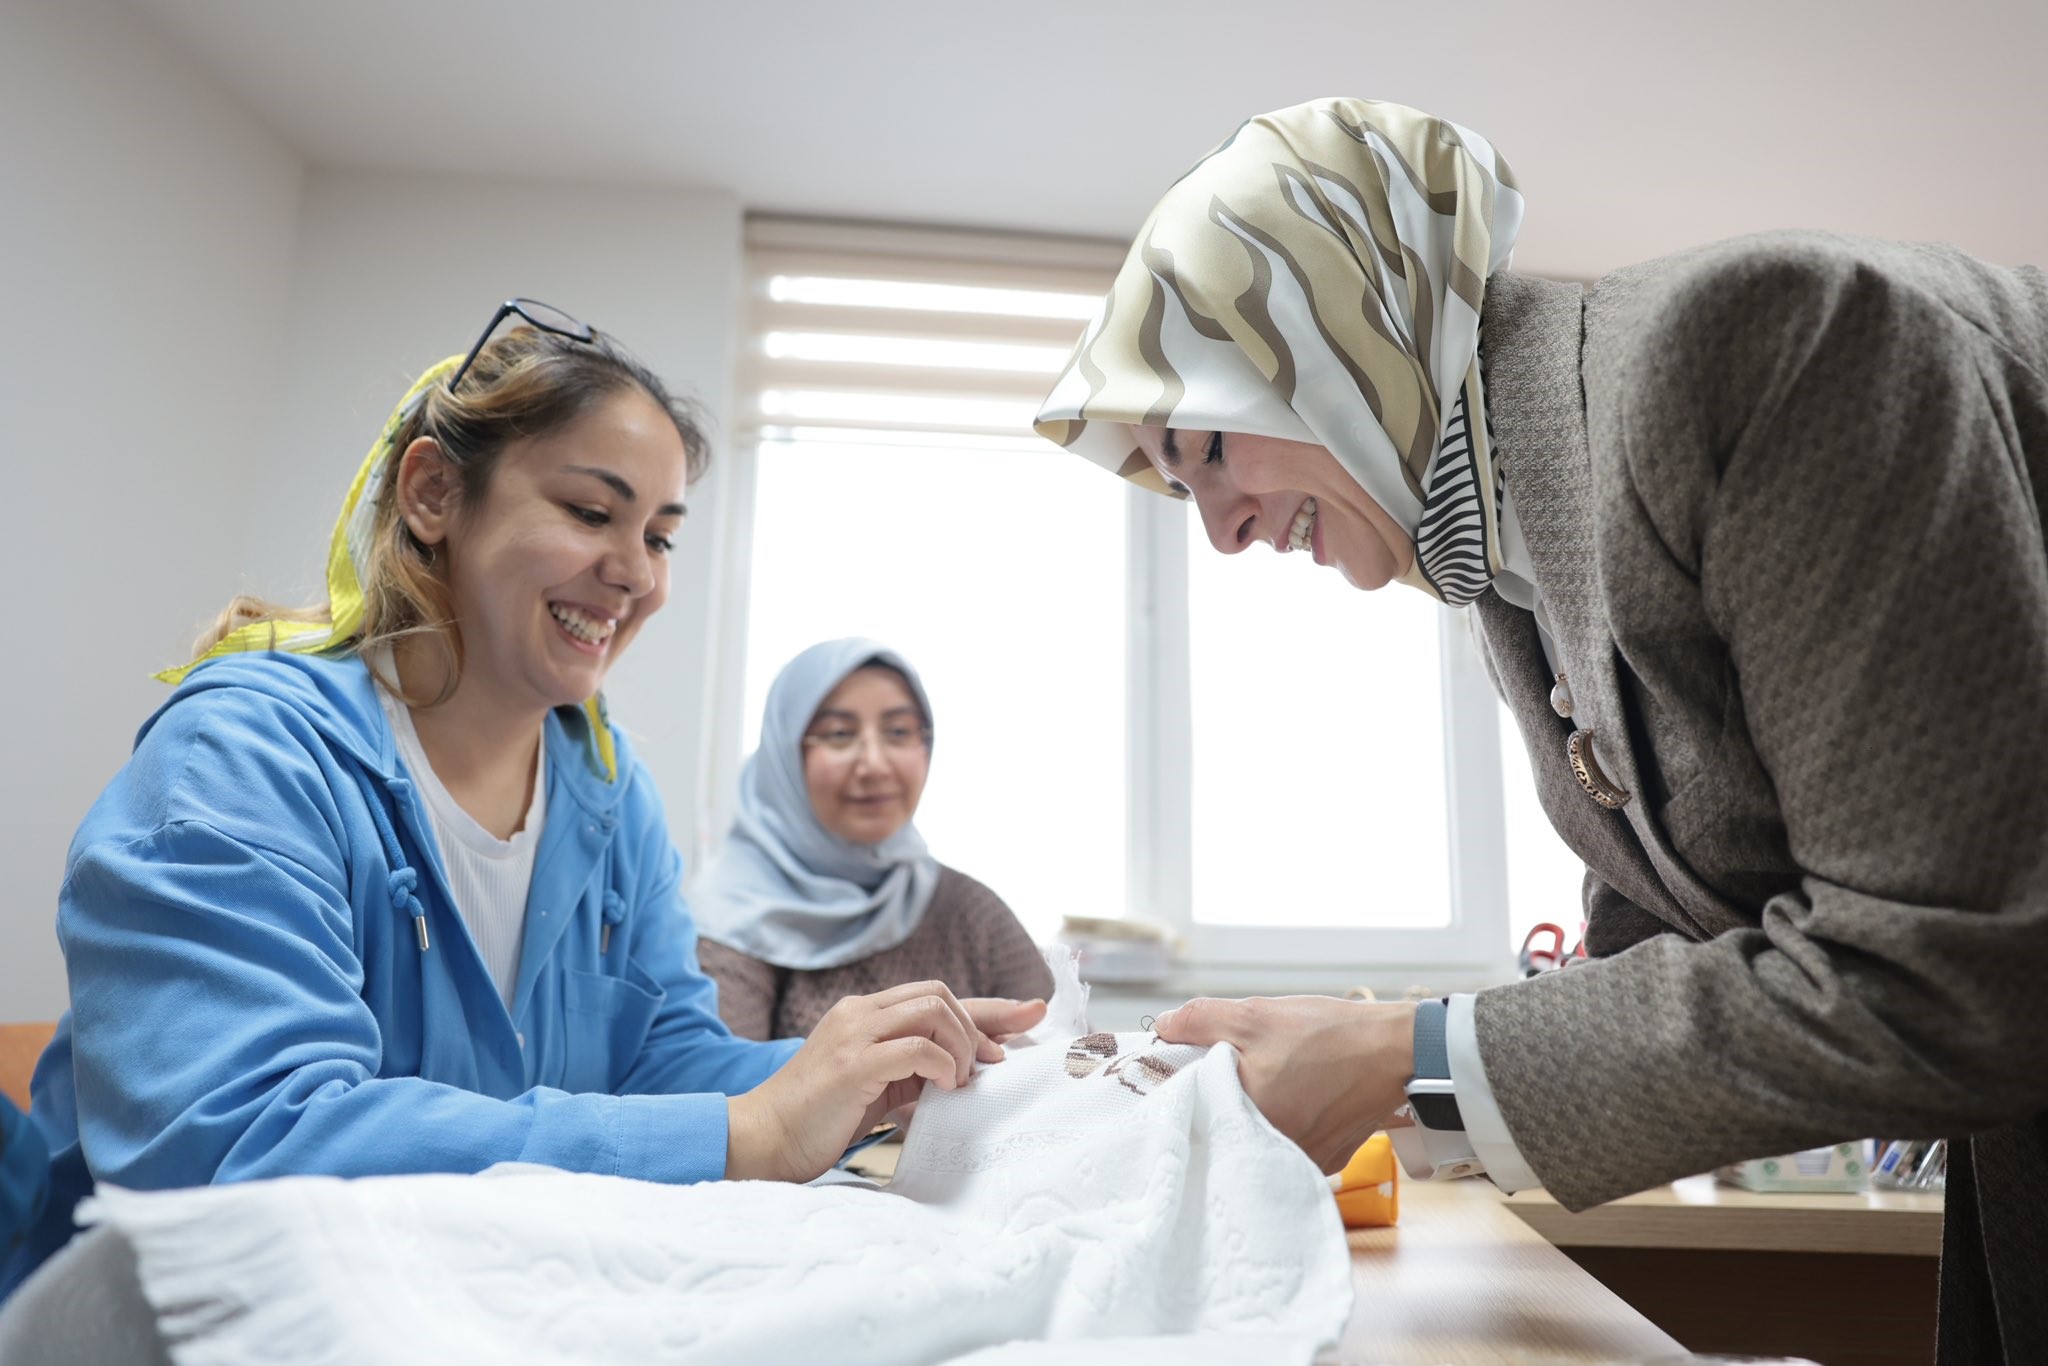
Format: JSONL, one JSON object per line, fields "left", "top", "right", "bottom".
{"left": 1446, "top": 992, "right": 1545, "bottom": 1194}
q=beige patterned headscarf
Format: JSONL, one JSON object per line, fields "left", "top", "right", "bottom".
{"left": 1034, "top": 98, "right": 1524, "bottom": 604}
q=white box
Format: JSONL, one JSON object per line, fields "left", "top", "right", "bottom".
{"left": 1717, "top": 1143, "right": 1869, "bottom": 1193}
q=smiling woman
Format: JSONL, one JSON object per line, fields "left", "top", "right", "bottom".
{"left": 694, "top": 639, "right": 1054, "bottom": 1041}
{"left": 0, "top": 306, "right": 1047, "bottom": 1312}
{"left": 186, "top": 313, "right": 708, "bottom": 712}
{"left": 1034, "top": 95, "right": 2048, "bottom": 1361}
{"left": 1130, "top": 425, "right": 1417, "bottom": 591}
{"left": 382, "top": 389, "right": 693, "bottom": 835}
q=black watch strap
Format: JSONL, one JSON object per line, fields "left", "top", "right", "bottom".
{"left": 1409, "top": 997, "right": 1465, "bottom": 1131}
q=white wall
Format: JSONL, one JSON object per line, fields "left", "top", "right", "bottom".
{"left": 0, "top": 0, "right": 303, "bottom": 1021}
{"left": 0, "top": 8, "right": 745, "bottom": 1024}
{"left": 240, "top": 169, "right": 746, "bottom": 881}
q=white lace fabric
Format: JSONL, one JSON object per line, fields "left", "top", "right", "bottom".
{"left": 77, "top": 955, "right": 1352, "bottom": 1364}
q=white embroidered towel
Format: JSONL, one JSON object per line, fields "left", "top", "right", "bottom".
{"left": 78, "top": 957, "right": 1352, "bottom": 1364}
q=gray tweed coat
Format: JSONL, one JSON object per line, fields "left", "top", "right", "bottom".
{"left": 1472, "top": 231, "right": 2048, "bottom": 1362}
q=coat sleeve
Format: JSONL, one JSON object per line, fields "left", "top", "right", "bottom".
{"left": 1474, "top": 241, "right": 2048, "bottom": 1209}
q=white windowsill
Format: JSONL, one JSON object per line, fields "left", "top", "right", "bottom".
{"left": 1078, "top": 957, "right": 1521, "bottom": 1032}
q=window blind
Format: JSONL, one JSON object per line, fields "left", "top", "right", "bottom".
{"left": 740, "top": 216, "right": 1122, "bottom": 453}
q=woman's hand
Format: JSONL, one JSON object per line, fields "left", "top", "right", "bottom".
{"left": 726, "top": 980, "right": 1012, "bottom": 1183}
{"left": 961, "top": 995, "right": 1048, "bottom": 1046}
{"left": 1153, "top": 995, "right": 1417, "bottom": 1174}
{"left": 871, "top": 996, "right": 1049, "bottom": 1145}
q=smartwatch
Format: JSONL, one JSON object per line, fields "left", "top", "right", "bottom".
{"left": 1387, "top": 997, "right": 1484, "bottom": 1181}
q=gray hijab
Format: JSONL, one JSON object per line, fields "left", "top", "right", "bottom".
{"left": 692, "top": 638, "right": 942, "bottom": 970}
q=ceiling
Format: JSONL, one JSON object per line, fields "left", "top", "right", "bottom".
{"left": 127, "top": 0, "right": 2048, "bottom": 277}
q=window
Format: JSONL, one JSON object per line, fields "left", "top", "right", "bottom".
{"left": 739, "top": 433, "right": 1131, "bottom": 943}
{"left": 1499, "top": 699, "right": 1596, "bottom": 965}
{"left": 713, "top": 220, "right": 1131, "bottom": 946}
{"left": 713, "top": 218, "right": 1583, "bottom": 983}
{"left": 1186, "top": 548, "right": 1451, "bottom": 933}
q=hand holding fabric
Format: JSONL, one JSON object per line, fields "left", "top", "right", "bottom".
{"left": 961, "top": 995, "right": 1049, "bottom": 1046}
{"left": 725, "top": 979, "right": 1003, "bottom": 1183}
{"left": 1154, "top": 996, "right": 1417, "bottom": 1174}
{"left": 872, "top": 997, "right": 1048, "bottom": 1144}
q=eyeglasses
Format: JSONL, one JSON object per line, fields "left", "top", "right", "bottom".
{"left": 801, "top": 720, "right": 932, "bottom": 757}
{"left": 447, "top": 297, "right": 594, "bottom": 394}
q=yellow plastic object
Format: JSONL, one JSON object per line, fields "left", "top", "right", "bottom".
{"left": 1333, "top": 1132, "right": 1399, "bottom": 1228}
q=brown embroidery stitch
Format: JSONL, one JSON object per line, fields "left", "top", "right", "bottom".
{"left": 1064, "top": 1033, "right": 1120, "bottom": 1078}
{"left": 1107, "top": 1053, "right": 1183, "bottom": 1095}
{"left": 1063, "top": 1034, "right": 1186, "bottom": 1095}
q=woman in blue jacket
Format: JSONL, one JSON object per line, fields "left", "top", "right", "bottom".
{"left": 2, "top": 300, "right": 1042, "bottom": 1299}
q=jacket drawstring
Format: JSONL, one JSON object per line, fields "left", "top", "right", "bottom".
{"left": 357, "top": 770, "right": 430, "bottom": 953}
{"left": 391, "top": 867, "right": 429, "bottom": 951}
{"left": 600, "top": 890, "right": 625, "bottom": 957}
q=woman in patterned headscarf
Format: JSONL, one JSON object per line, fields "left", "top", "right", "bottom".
{"left": 1036, "top": 98, "right": 2048, "bottom": 1361}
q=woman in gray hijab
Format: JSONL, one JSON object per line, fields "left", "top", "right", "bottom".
{"left": 695, "top": 639, "right": 1052, "bottom": 1039}
{"left": 1035, "top": 97, "right": 2047, "bottom": 1362}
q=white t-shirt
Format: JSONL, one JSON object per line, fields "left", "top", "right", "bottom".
{"left": 374, "top": 671, "right": 544, "bottom": 1012}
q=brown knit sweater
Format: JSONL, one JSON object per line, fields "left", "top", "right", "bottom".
{"left": 696, "top": 864, "right": 1054, "bottom": 1041}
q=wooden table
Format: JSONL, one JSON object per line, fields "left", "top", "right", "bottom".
{"left": 1501, "top": 1174, "right": 1943, "bottom": 1256}
{"left": 1332, "top": 1177, "right": 1682, "bottom": 1364}
{"left": 1497, "top": 1176, "right": 1944, "bottom": 1364}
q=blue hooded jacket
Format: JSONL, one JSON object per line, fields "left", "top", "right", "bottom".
{"left": 0, "top": 1098, "right": 47, "bottom": 1263}
{"left": 2, "top": 650, "right": 797, "bottom": 1297}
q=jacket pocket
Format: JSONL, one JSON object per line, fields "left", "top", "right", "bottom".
{"left": 560, "top": 958, "right": 665, "bottom": 1094}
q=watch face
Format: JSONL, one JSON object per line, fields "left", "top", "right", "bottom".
{"left": 1409, "top": 1090, "right": 1465, "bottom": 1132}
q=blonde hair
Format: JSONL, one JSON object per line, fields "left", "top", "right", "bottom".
{"left": 194, "top": 325, "right": 709, "bottom": 706}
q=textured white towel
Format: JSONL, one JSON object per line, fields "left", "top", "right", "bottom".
{"left": 79, "top": 956, "right": 1352, "bottom": 1364}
